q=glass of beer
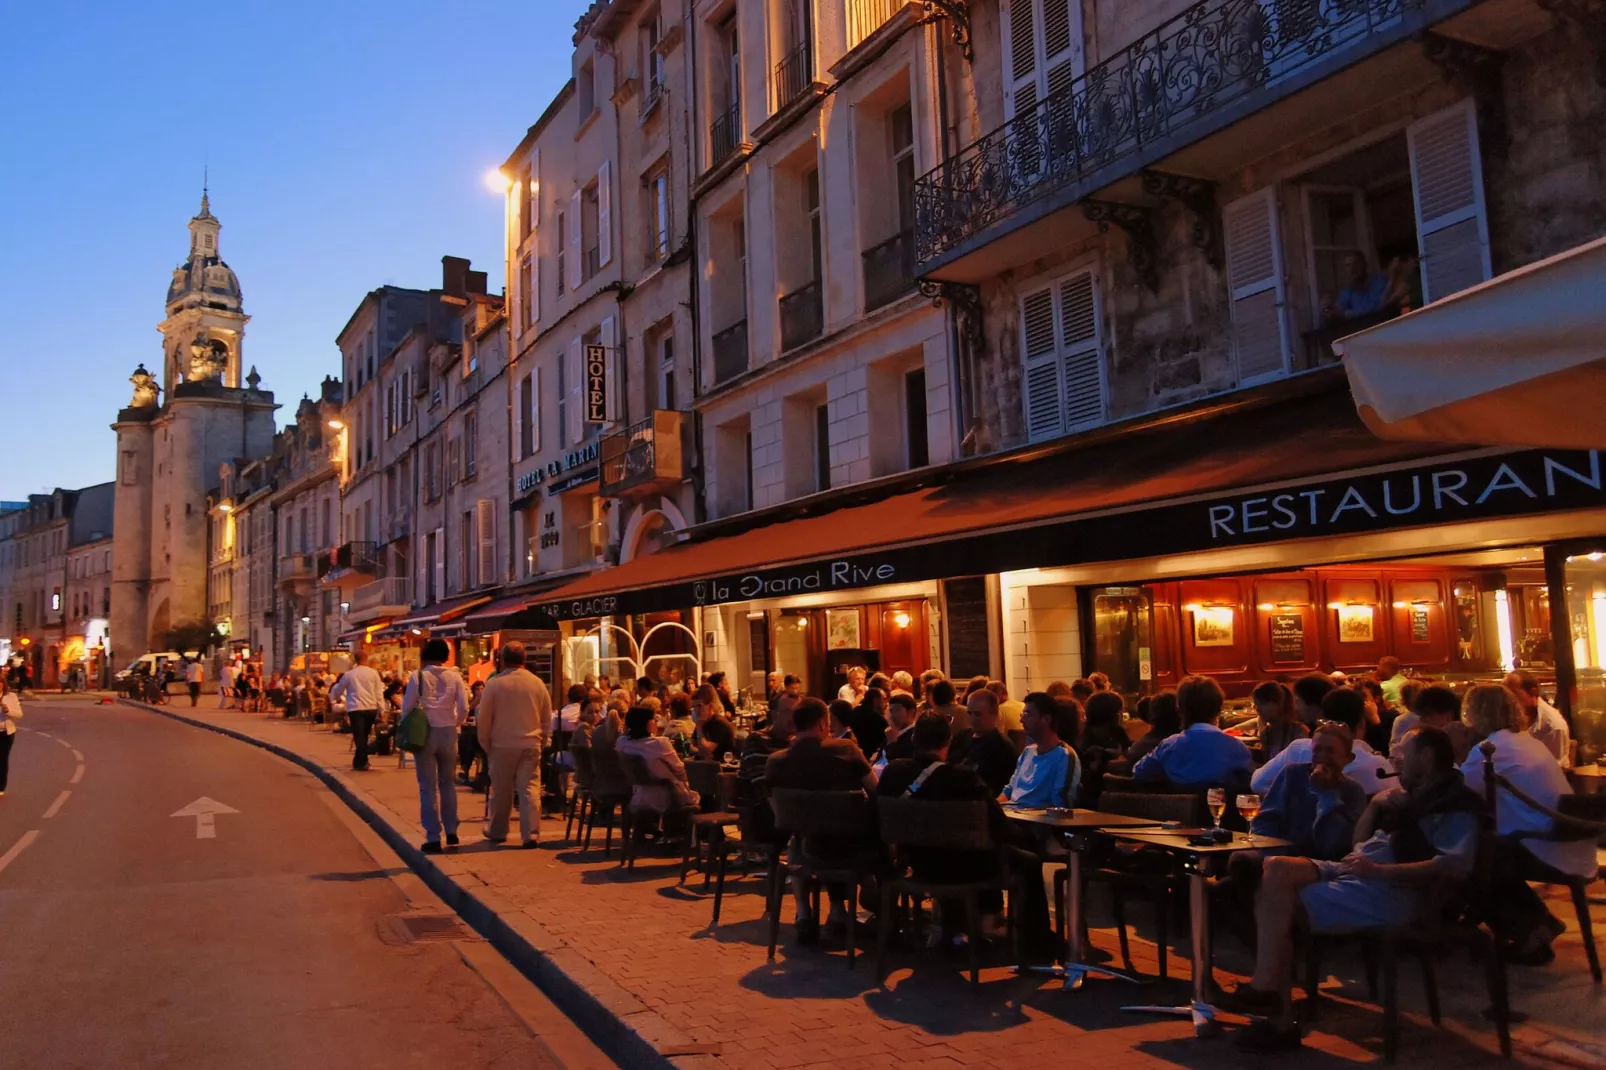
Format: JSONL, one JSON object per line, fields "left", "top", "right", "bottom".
{"left": 1206, "top": 787, "right": 1226, "bottom": 830}
{"left": 1237, "top": 793, "right": 1262, "bottom": 843}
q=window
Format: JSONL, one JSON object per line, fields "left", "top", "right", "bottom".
{"left": 460, "top": 510, "right": 475, "bottom": 590}
{"left": 519, "top": 373, "right": 536, "bottom": 459}
{"left": 557, "top": 350, "right": 570, "bottom": 446}
{"left": 425, "top": 441, "right": 441, "bottom": 500}
{"left": 521, "top": 255, "right": 535, "bottom": 328}
{"left": 643, "top": 11, "right": 665, "bottom": 102}
{"left": 525, "top": 150, "right": 540, "bottom": 238}
{"left": 464, "top": 410, "right": 478, "bottom": 478}
{"left": 744, "top": 431, "right": 755, "bottom": 512}
{"left": 648, "top": 168, "right": 671, "bottom": 262}
{"left": 890, "top": 105, "right": 916, "bottom": 237}
{"left": 556, "top": 212, "right": 567, "bottom": 295}
{"left": 582, "top": 183, "right": 601, "bottom": 279}
{"left": 658, "top": 333, "right": 676, "bottom": 411}
{"left": 806, "top": 167, "right": 822, "bottom": 283}
{"left": 904, "top": 368, "right": 929, "bottom": 468}
{"left": 447, "top": 437, "right": 460, "bottom": 488}
{"left": 1001, "top": 0, "right": 1084, "bottom": 121}
{"left": 1019, "top": 266, "right": 1107, "bottom": 442}
{"left": 815, "top": 403, "right": 831, "bottom": 492}
{"left": 577, "top": 59, "right": 596, "bottom": 119}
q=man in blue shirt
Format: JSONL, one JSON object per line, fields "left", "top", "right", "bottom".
{"left": 1326, "top": 251, "right": 1388, "bottom": 323}
{"left": 1002, "top": 692, "right": 1080, "bottom": 807}
{"left": 1132, "top": 675, "right": 1252, "bottom": 789}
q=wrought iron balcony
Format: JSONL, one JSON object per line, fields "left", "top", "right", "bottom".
{"left": 277, "top": 553, "right": 319, "bottom": 589}
{"left": 334, "top": 540, "right": 380, "bottom": 574}
{"left": 779, "top": 281, "right": 824, "bottom": 351}
{"left": 914, "top": 0, "right": 1464, "bottom": 267}
{"left": 711, "top": 103, "right": 742, "bottom": 169}
{"left": 863, "top": 230, "right": 916, "bottom": 311}
{"left": 712, "top": 320, "right": 749, "bottom": 385}
{"left": 773, "top": 40, "right": 812, "bottom": 110}
{"left": 599, "top": 410, "right": 686, "bottom": 498}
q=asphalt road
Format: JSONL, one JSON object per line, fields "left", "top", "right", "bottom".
{"left": 0, "top": 697, "right": 587, "bottom": 1069}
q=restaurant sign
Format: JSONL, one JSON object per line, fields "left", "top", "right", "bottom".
{"left": 539, "top": 449, "right": 1603, "bottom": 619}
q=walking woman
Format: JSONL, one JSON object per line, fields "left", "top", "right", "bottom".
{"left": 401, "top": 639, "right": 469, "bottom": 853}
{"left": 0, "top": 677, "right": 23, "bottom": 796}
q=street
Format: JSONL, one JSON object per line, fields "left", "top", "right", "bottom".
{"left": 0, "top": 697, "right": 607, "bottom": 1070}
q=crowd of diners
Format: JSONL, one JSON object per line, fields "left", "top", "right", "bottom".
{"left": 502, "top": 656, "right": 1595, "bottom": 1051}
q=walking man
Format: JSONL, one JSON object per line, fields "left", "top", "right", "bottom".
{"left": 476, "top": 642, "right": 553, "bottom": 848}
{"left": 328, "top": 650, "right": 385, "bottom": 772}
{"left": 402, "top": 639, "right": 470, "bottom": 853}
{"left": 185, "top": 658, "right": 204, "bottom": 707}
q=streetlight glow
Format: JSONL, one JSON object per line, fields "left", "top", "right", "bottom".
{"left": 484, "top": 168, "right": 512, "bottom": 194}
{"left": 327, "top": 419, "right": 344, "bottom": 430}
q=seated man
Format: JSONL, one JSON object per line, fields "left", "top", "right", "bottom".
{"left": 954, "top": 687, "right": 1018, "bottom": 797}
{"left": 1324, "top": 251, "right": 1390, "bottom": 323}
{"left": 1002, "top": 692, "right": 1081, "bottom": 808}
{"left": 1388, "top": 684, "right": 1475, "bottom": 764}
{"left": 879, "top": 714, "right": 1050, "bottom": 953}
{"left": 879, "top": 693, "right": 920, "bottom": 766}
{"left": 1251, "top": 724, "right": 1369, "bottom": 861}
{"left": 1253, "top": 687, "right": 1392, "bottom": 795}
{"left": 765, "top": 697, "right": 881, "bottom": 944}
{"left": 1505, "top": 669, "right": 1572, "bottom": 768}
{"left": 1132, "top": 675, "right": 1252, "bottom": 790}
{"left": 1226, "top": 727, "right": 1484, "bottom": 1052}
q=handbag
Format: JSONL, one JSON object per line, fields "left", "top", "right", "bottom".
{"left": 396, "top": 672, "right": 434, "bottom": 754}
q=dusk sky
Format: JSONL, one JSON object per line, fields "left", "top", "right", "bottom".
{"left": 0, "top": 1, "right": 579, "bottom": 496}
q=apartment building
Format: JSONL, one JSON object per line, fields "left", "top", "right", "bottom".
{"left": 63, "top": 484, "right": 114, "bottom": 685}
{"left": 213, "top": 456, "right": 277, "bottom": 668}
{"left": 689, "top": 0, "right": 958, "bottom": 519}
{"left": 1, "top": 488, "right": 110, "bottom": 687}
{"left": 270, "top": 389, "right": 343, "bottom": 661}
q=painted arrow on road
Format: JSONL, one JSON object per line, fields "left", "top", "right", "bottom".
{"left": 171, "top": 797, "right": 239, "bottom": 840}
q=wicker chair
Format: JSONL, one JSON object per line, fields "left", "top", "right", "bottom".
{"left": 1504, "top": 789, "right": 1605, "bottom": 983}
{"left": 876, "top": 797, "right": 1021, "bottom": 986}
{"left": 619, "top": 751, "right": 697, "bottom": 870}
{"left": 681, "top": 761, "right": 740, "bottom": 886}
{"left": 583, "top": 746, "right": 632, "bottom": 859}
{"left": 564, "top": 747, "right": 596, "bottom": 844}
{"left": 710, "top": 803, "right": 780, "bottom": 927}
{"left": 1077, "top": 790, "right": 1194, "bottom": 978}
{"left": 766, "top": 789, "right": 877, "bottom": 968}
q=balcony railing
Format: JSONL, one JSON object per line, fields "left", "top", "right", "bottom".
{"left": 641, "top": 72, "right": 666, "bottom": 119}
{"left": 334, "top": 540, "right": 380, "bottom": 573}
{"left": 773, "top": 40, "right": 812, "bottom": 110}
{"left": 862, "top": 230, "right": 916, "bottom": 311}
{"left": 350, "top": 577, "right": 412, "bottom": 617}
{"left": 779, "top": 281, "right": 824, "bottom": 351}
{"left": 847, "top": 0, "right": 904, "bottom": 50}
{"left": 915, "top": 0, "right": 1442, "bottom": 265}
{"left": 712, "top": 320, "right": 749, "bottom": 385}
{"left": 277, "top": 553, "right": 318, "bottom": 588}
{"left": 711, "top": 103, "right": 742, "bottom": 168}
{"left": 600, "top": 410, "right": 686, "bottom": 497}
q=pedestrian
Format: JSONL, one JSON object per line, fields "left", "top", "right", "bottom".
{"left": 328, "top": 650, "right": 384, "bottom": 772}
{"left": 185, "top": 657, "right": 204, "bottom": 707}
{"left": 219, "top": 661, "right": 236, "bottom": 708}
{"left": 0, "top": 677, "right": 22, "bottom": 796}
{"left": 476, "top": 641, "right": 553, "bottom": 849}
{"left": 401, "top": 639, "right": 469, "bottom": 853}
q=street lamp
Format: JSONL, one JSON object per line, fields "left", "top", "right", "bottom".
{"left": 327, "top": 419, "right": 344, "bottom": 430}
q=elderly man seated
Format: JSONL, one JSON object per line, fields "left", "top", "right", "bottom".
{"left": 1254, "top": 687, "right": 1393, "bottom": 796}
{"left": 1223, "top": 727, "right": 1484, "bottom": 1052}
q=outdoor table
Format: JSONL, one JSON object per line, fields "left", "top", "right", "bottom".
{"left": 1107, "top": 827, "right": 1292, "bottom": 1036}
{"left": 1003, "top": 806, "right": 1166, "bottom": 989}
{"left": 1569, "top": 764, "right": 1606, "bottom": 796}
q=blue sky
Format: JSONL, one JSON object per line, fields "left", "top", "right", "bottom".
{"left": 0, "top": 1, "right": 579, "bottom": 495}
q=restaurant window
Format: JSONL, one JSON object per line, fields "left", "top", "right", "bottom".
{"left": 1563, "top": 549, "right": 1606, "bottom": 762}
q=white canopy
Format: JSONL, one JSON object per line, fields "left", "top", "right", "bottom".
{"left": 1336, "top": 235, "right": 1606, "bottom": 450}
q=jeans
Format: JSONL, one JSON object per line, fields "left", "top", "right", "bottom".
{"left": 414, "top": 726, "right": 459, "bottom": 842}
{"left": 486, "top": 747, "right": 540, "bottom": 844}
{"left": 0, "top": 730, "right": 14, "bottom": 791}
{"left": 348, "top": 709, "right": 378, "bottom": 771}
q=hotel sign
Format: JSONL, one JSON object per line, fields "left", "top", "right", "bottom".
{"left": 539, "top": 449, "right": 1604, "bottom": 620}
{"left": 584, "top": 344, "right": 608, "bottom": 424}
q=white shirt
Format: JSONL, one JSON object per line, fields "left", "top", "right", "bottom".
{"left": 1530, "top": 698, "right": 1572, "bottom": 769}
{"left": 558, "top": 702, "right": 582, "bottom": 732}
{"left": 328, "top": 665, "right": 385, "bottom": 712}
{"left": 402, "top": 665, "right": 469, "bottom": 728}
{"left": 221, "top": 664, "right": 237, "bottom": 687}
{"left": 1462, "top": 729, "right": 1596, "bottom": 878}
{"left": 185, "top": 662, "right": 203, "bottom": 684}
{"left": 1, "top": 692, "right": 21, "bottom": 735}
{"left": 1251, "top": 735, "right": 1393, "bottom": 796}
{"left": 838, "top": 683, "right": 867, "bottom": 705}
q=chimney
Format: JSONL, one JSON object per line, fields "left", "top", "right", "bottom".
{"left": 467, "top": 270, "right": 488, "bottom": 295}
{"left": 441, "top": 255, "right": 471, "bottom": 299}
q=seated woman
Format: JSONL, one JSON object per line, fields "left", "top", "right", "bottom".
{"left": 1252, "top": 681, "right": 1306, "bottom": 762}
{"left": 1077, "top": 690, "right": 1130, "bottom": 807}
{"left": 616, "top": 705, "right": 700, "bottom": 816}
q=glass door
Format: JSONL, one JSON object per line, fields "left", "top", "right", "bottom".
{"left": 1562, "top": 548, "right": 1606, "bottom": 764}
{"left": 1089, "top": 586, "right": 1152, "bottom": 701}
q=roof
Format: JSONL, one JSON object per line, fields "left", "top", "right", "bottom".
{"left": 68, "top": 482, "right": 115, "bottom": 545}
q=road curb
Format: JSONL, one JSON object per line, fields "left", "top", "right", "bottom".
{"left": 118, "top": 699, "right": 706, "bottom": 1070}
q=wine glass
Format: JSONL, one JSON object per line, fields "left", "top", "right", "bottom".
{"left": 1236, "top": 793, "right": 1261, "bottom": 844}
{"left": 1206, "top": 787, "right": 1226, "bottom": 831}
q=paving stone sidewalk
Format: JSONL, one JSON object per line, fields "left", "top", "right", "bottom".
{"left": 125, "top": 700, "right": 1606, "bottom": 1069}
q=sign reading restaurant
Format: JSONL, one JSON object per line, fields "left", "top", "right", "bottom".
{"left": 540, "top": 449, "right": 1603, "bottom": 620}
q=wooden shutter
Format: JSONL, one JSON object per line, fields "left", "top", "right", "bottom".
{"left": 600, "top": 316, "right": 619, "bottom": 423}
{"left": 511, "top": 370, "right": 523, "bottom": 461}
{"left": 1408, "top": 98, "right": 1490, "bottom": 304}
{"left": 1020, "top": 286, "right": 1062, "bottom": 442}
{"left": 476, "top": 499, "right": 497, "bottom": 588}
{"left": 567, "top": 338, "right": 584, "bottom": 444}
{"left": 1041, "top": 0, "right": 1081, "bottom": 99}
{"left": 529, "top": 367, "right": 542, "bottom": 452}
{"left": 1002, "top": 0, "right": 1080, "bottom": 119}
{"left": 432, "top": 527, "right": 445, "bottom": 601}
{"left": 530, "top": 248, "right": 540, "bottom": 323}
{"left": 568, "top": 189, "right": 583, "bottom": 291}
{"left": 597, "top": 162, "right": 613, "bottom": 267}
{"left": 1223, "top": 187, "right": 1290, "bottom": 384}
{"left": 1057, "top": 269, "right": 1104, "bottom": 431}
{"left": 1002, "top": 0, "right": 1036, "bottom": 121}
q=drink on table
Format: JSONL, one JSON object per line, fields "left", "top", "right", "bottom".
{"left": 1237, "top": 793, "right": 1261, "bottom": 843}
{"left": 1207, "top": 787, "right": 1226, "bottom": 829}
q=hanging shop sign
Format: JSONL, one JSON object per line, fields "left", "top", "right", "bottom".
{"left": 584, "top": 344, "right": 608, "bottom": 424}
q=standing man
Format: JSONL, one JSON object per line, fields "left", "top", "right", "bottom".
{"left": 219, "top": 661, "right": 237, "bottom": 708}
{"left": 184, "top": 658, "right": 204, "bottom": 707}
{"left": 477, "top": 641, "right": 554, "bottom": 849}
{"left": 328, "top": 650, "right": 385, "bottom": 772}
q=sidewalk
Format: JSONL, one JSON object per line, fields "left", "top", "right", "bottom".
{"left": 122, "top": 699, "right": 1605, "bottom": 1070}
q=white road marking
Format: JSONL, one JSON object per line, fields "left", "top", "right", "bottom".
{"left": 71, "top": 749, "right": 84, "bottom": 762}
{"left": 69, "top": 765, "right": 84, "bottom": 785}
{"left": 0, "top": 831, "right": 39, "bottom": 877}
{"left": 171, "top": 796, "right": 238, "bottom": 840}
{"left": 42, "top": 791, "right": 70, "bottom": 819}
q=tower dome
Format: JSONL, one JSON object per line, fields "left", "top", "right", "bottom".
{"left": 166, "top": 190, "right": 243, "bottom": 312}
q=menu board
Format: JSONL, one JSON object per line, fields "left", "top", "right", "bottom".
{"left": 1411, "top": 604, "right": 1431, "bottom": 643}
{"left": 943, "top": 577, "right": 992, "bottom": 680}
{"left": 1269, "top": 614, "right": 1305, "bottom": 663}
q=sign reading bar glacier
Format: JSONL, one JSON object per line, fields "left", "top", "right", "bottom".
{"left": 539, "top": 449, "right": 1602, "bottom": 620}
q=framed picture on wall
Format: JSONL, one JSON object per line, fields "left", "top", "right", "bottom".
{"left": 826, "top": 608, "right": 861, "bottom": 651}
{"left": 1337, "top": 604, "right": 1375, "bottom": 643}
{"left": 1192, "top": 607, "right": 1235, "bottom": 647}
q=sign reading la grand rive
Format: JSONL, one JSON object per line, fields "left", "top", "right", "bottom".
{"left": 541, "top": 449, "right": 1603, "bottom": 620}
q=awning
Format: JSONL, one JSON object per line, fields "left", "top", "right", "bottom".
{"left": 463, "top": 589, "right": 562, "bottom": 634}
{"left": 1336, "top": 235, "right": 1606, "bottom": 450}
{"left": 534, "top": 387, "right": 1606, "bottom": 620}
{"left": 394, "top": 593, "right": 492, "bottom": 631}
{"left": 337, "top": 619, "right": 394, "bottom": 645}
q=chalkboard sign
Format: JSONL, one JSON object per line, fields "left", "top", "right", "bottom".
{"left": 943, "top": 577, "right": 991, "bottom": 680}
{"left": 1411, "top": 605, "right": 1431, "bottom": 643}
{"left": 1269, "top": 614, "right": 1305, "bottom": 663}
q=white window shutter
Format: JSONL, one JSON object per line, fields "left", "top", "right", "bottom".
{"left": 1223, "top": 187, "right": 1290, "bottom": 384}
{"left": 531, "top": 251, "right": 540, "bottom": 323}
{"left": 1408, "top": 98, "right": 1490, "bottom": 304}
{"left": 1002, "top": 0, "right": 1036, "bottom": 121}
{"left": 600, "top": 316, "right": 619, "bottom": 424}
{"left": 568, "top": 189, "right": 583, "bottom": 291}
{"left": 530, "top": 367, "right": 542, "bottom": 451}
{"left": 1042, "top": 0, "right": 1082, "bottom": 97}
{"left": 511, "top": 372, "right": 523, "bottom": 462}
{"left": 1057, "top": 270, "right": 1104, "bottom": 431}
{"left": 567, "top": 338, "right": 584, "bottom": 444}
{"left": 1020, "top": 286, "right": 1062, "bottom": 442}
{"left": 432, "top": 527, "right": 445, "bottom": 602}
{"left": 597, "top": 162, "right": 613, "bottom": 267}
{"left": 476, "top": 499, "right": 497, "bottom": 587}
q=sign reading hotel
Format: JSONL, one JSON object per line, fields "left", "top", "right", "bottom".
{"left": 584, "top": 344, "right": 608, "bottom": 424}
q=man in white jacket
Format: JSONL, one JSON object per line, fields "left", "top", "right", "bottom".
{"left": 329, "top": 650, "right": 386, "bottom": 772}
{"left": 476, "top": 642, "right": 553, "bottom": 848}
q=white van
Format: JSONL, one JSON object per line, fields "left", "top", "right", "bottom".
{"left": 115, "top": 650, "right": 200, "bottom": 680}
